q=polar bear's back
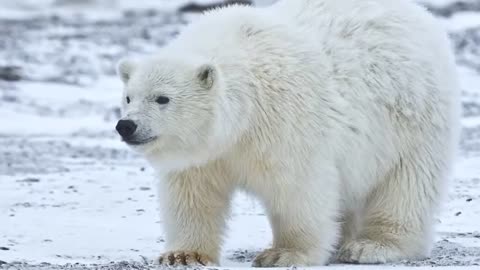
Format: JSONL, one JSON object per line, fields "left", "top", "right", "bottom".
{"left": 170, "top": 0, "right": 458, "bottom": 192}
{"left": 273, "top": 0, "right": 459, "bottom": 197}
{"left": 262, "top": 0, "right": 458, "bottom": 197}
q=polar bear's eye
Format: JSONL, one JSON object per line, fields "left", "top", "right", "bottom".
{"left": 155, "top": 96, "right": 170, "bottom": 105}
{"left": 126, "top": 96, "right": 131, "bottom": 104}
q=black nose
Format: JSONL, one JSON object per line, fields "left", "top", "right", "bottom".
{"left": 116, "top": 120, "right": 137, "bottom": 138}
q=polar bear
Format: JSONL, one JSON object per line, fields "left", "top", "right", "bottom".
{"left": 115, "top": 0, "right": 459, "bottom": 266}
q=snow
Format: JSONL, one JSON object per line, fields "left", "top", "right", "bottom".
{"left": 0, "top": 0, "right": 480, "bottom": 269}
{"left": 443, "top": 12, "right": 480, "bottom": 31}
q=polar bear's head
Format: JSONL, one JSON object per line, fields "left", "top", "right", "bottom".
{"left": 115, "top": 55, "right": 233, "bottom": 169}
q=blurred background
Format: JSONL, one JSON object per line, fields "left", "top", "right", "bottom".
{"left": 0, "top": 0, "right": 479, "bottom": 268}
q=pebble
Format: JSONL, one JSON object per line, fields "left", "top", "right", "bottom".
{"left": 0, "top": 66, "right": 22, "bottom": 81}
{"left": 16, "top": 178, "right": 40, "bottom": 183}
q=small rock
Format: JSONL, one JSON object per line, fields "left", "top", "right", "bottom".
{"left": 455, "top": 211, "right": 462, "bottom": 216}
{"left": 0, "top": 247, "right": 10, "bottom": 250}
{"left": 0, "top": 260, "right": 6, "bottom": 265}
{"left": 0, "top": 66, "right": 22, "bottom": 81}
{"left": 15, "top": 202, "right": 32, "bottom": 207}
{"left": 16, "top": 177, "right": 40, "bottom": 183}
{"left": 2, "top": 95, "right": 18, "bottom": 103}
{"left": 466, "top": 198, "right": 473, "bottom": 202}
{"left": 141, "top": 29, "right": 151, "bottom": 40}
{"left": 139, "top": 187, "right": 150, "bottom": 191}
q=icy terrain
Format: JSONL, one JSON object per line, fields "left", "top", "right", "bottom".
{"left": 0, "top": 0, "right": 479, "bottom": 269}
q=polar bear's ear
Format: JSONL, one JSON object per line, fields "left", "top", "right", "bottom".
{"left": 117, "top": 59, "right": 136, "bottom": 84}
{"left": 196, "top": 64, "right": 216, "bottom": 89}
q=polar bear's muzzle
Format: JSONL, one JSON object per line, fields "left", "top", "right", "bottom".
{"left": 116, "top": 119, "right": 156, "bottom": 146}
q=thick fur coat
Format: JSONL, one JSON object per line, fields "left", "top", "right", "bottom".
{"left": 116, "top": 0, "right": 459, "bottom": 266}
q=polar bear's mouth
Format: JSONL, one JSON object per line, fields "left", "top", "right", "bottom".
{"left": 124, "top": 136, "right": 157, "bottom": 146}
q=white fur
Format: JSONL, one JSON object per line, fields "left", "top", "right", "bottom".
{"left": 117, "top": 0, "right": 459, "bottom": 266}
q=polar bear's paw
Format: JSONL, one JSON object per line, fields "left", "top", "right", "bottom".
{"left": 157, "top": 250, "right": 215, "bottom": 266}
{"left": 337, "top": 239, "right": 403, "bottom": 264}
{"left": 252, "top": 248, "right": 309, "bottom": 267}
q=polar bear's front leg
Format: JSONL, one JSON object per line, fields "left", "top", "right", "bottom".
{"left": 157, "top": 165, "right": 233, "bottom": 266}
{"left": 253, "top": 166, "right": 340, "bottom": 267}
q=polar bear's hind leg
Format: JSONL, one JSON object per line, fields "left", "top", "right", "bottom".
{"left": 338, "top": 153, "right": 443, "bottom": 263}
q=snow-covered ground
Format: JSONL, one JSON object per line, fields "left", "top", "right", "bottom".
{"left": 0, "top": 0, "right": 480, "bottom": 269}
